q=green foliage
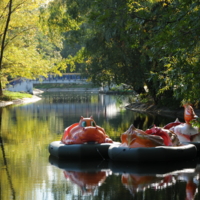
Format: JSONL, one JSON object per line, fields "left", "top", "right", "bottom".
{"left": 191, "top": 118, "right": 200, "bottom": 129}
{"left": 0, "top": 0, "right": 65, "bottom": 95}
{"left": 145, "top": 1, "right": 200, "bottom": 104}
{"left": 42, "top": 0, "right": 200, "bottom": 105}
{"left": 137, "top": 93, "right": 152, "bottom": 103}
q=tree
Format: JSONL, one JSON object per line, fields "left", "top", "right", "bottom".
{"left": 43, "top": 0, "right": 160, "bottom": 95}
{"left": 0, "top": 0, "right": 12, "bottom": 95}
{"left": 0, "top": 0, "right": 65, "bottom": 96}
{"left": 44, "top": 0, "right": 200, "bottom": 106}
{"left": 141, "top": 0, "right": 200, "bottom": 105}
{"left": 83, "top": 0, "right": 149, "bottom": 93}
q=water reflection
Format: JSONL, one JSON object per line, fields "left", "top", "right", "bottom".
{"left": 111, "top": 161, "right": 199, "bottom": 199}
{"left": 40, "top": 92, "right": 180, "bottom": 128}
{"left": 0, "top": 91, "right": 196, "bottom": 200}
{"left": 49, "top": 156, "right": 110, "bottom": 195}
{"left": 49, "top": 156, "right": 200, "bottom": 200}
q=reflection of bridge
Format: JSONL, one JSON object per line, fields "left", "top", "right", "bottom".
{"left": 18, "top": 92, "right": 128, "bottom": 135}
{"left": 40, "top": 93, "right": 120, "bottom": 118}
{"left": 23, "top": 93, "right": 126, "bottom": 120}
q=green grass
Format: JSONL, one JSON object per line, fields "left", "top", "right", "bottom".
{"left": 0, "top": 91, "right": 32, "bottom": 101}
{"left": 33, "top": 83, "right": 99, "bottom": 89}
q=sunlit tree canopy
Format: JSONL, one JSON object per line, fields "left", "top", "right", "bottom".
{"left": 0, "top": 0, "right": 66, "bottom": 95}
{"left": 1, "top": 0, "right": 200, "bottom": 106}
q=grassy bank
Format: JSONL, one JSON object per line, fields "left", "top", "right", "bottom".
{"left": 33, "top": 83, "right": 99, "bottom": 89}
{"left": 0, "top": 91, "right": 32, "bottom": 101}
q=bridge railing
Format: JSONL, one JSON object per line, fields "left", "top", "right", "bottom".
{"left": 42, "top": 73, "right": 87, "bottom": 81}
{"left": 6, "top": 74, "right": 89, "bottom": 93}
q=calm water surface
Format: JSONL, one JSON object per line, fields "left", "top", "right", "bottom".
{"left": 0, "top": 92, "right": 199, "bottom": 200}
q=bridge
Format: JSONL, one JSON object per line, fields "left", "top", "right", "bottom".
{"left": 33, "top": 73, "right": 88, "bottom": 84}
{"left": 6, "top": 73, "right": 104, "bottom": 94}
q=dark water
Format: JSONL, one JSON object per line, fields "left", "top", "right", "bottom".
{"left": 0, "top": 92, "right": 199, "bottom": 200}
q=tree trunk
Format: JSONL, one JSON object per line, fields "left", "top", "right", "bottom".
{"left": 0, "top": 0, "right": 13, "bottom": 96}
{"left": 0, "top": 82, "right": 3, "bottom": 96}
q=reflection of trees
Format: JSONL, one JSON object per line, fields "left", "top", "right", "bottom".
{"left": 39, "top": 92, "right": 177, "bottom": 139}
{"left": 102, "top": 111, "right": 177, "bottom": 142}
{"left": 0, "top": 106, "right": 63, "bottom": 200}
{"left": 0, "top": 108, "right": 16, "bottom": 200}
{"left": 0, "top": 92, "right": 191, "bottom": 200}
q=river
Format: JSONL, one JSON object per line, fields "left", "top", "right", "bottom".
{"left": 0, "top": 91, "right": 199, "bottom": 200}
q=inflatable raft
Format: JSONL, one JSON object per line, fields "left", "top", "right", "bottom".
{"left": 108, "top": 143, "right": 197, "bottom": 162}
{"left": 49, "top": 116, "right": 198, "bottom": 162}
{"left": 49, "top": 141, "right": 120, "bottom": 160}
{"left": 49, "top": 141, "right": 197, "bottom": 162}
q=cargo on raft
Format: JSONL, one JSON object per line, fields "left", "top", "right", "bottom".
{"left": 49, "top": 116, "right": 118, "bottom": 160}
{"left": 49, "top": 115, "right": 199, "bottom": 162}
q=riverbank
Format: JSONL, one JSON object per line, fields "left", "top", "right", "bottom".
{"left": 0, "top": 89, "right": 43, "bottom": 107}
{"left": 1, "top": 89, "right": 200, "bottom": 121}
{"left": 0, "top": 88, "right": 100, "bottom": 107}
{"left": 125, "top": 102, "right": 200, "bottom": 119}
